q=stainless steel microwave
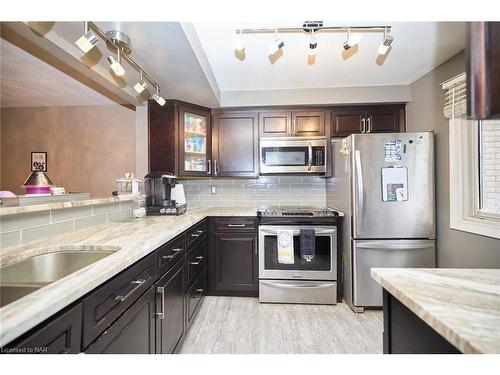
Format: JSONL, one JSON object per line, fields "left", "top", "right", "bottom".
{"left": 259, "top": 138, "right": 327, "bottom": 174}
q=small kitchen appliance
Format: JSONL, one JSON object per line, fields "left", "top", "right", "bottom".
{"left": 22, "top": 171, "right": 54, "bottom": 195}
{"left": 144, "top": 172, "right": 187, "bottom": 215}
{"left": 257, "top": 207, "right": 343, "bottom": 305}
{"left": 116, "top": 173, "right": 142, "bottom": 195}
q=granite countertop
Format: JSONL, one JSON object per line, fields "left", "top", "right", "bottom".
{"left": 0, "top": 195, "right": 138, "bottom": 216}
{"left": 371, "top": 268, "right": 500, "bottom": 354}
{"left": 0, "top": 207, "right": 256, "bottom": 346}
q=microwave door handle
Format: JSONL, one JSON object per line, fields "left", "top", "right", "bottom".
{"left": 308, "top": 142, "right": 313, "bottom": 171}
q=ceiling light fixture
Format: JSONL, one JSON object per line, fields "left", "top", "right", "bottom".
{"left": 107, "top": 47, "right": 125, "bottom": 77}
{"left": 75, "top": 21, "right": 99, "bottom": 53}
{"left": 152, "top": 86, "right": 166, "bottom": 106}
{"left": 134, "top": 70, "right": 149, "bottom": 94}
{"left": 343, "top": 27, "right": 360, "bottom": 50}
{"left": 234, "top": 30, "right": 245, "bottom": 52}
{"left": 377, "top": 28, "right": 394, "bottom": 55}
{"left": 268, "top": 29, "right": 284, "bottom": 55}
{"left": 308, "top": 31, "right": 318, "bottom": 56}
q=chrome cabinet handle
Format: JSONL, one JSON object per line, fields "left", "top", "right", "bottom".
{"left": 214, "top": 160, "right": 218, "bottom": 175}
{"left": 190, "top": 256, "right": 204, "bottom": 265}
{"left": 193, "top": 289, "right": 204, "bottom": 299}
{"left": 227, "top": 224, "right": 245, "bottom": 227}
{"left": 172, "top": 248, "right": 183, "bottom": 252}
{"left": 361, "top": 118, "right": 366, "bottom": 133}
{"left": 115, "top": 279, "right": 146, "bottom": 302}
{"left": 291, "top": 119, "right": 295, "bottom": 135}
{"left": 196, "top": 230, "right": 204, "bottom": 233}
{"left": 207, "top": 159, "right": 211, "bottom": 174}
{"left": 162, "top": 254, "right": 175, "bottom": 260}
{"left": 307, "top": 142, "right": 313, "bottom": 171}
{"left": 191, "top": 233, "right": 200, "bottom": 238}
{"left": 156, "top": 286, "right": 165, "bottom": 319}
{"left": 367, "top": 117, "right": 372, "bottom": 133}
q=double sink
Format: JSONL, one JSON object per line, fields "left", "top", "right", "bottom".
{"left": 0, "top": 246, "right": 119, "bottom": 308}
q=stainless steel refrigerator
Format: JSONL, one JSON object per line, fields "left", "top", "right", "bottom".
{"left": 327, "top": 132, "right": 436, "bottom": 313}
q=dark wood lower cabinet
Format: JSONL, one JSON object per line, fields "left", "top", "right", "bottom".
{"left": 383, "top": 290, "right": 460, "bottom": 354}
{"left": 85, "top": 286, "right": 156, "bottom": 354}
{"left": 155, "top": 259, "right": 185, "bottom": 354}
{"left": 3, "top": 303, "right": 82, "bottom": 354}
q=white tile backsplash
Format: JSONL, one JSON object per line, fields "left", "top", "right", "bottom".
{"left": 182, "top": 176, "right": 326, "bottom": 209}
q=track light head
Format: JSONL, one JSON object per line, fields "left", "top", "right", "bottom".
{"left": 343, "top": 28, "right": 360, "bottom": 50}
{"left": 107, "top": 48, "right": 125, "bottom": 76}
{"left": 152, "top": 86, "right": 166, "bottom": 106}
{"left": 308, "top": 32, "right": 318, "bottom": 56}
{"left": 268, "top": 39, "right": 284, "bottom": 55}
{"left": 75, "top": 22, "right": 98, "bottom": 53}
{"left": 234, "top": 31, "right": 245, "bottom": 52}
{"left": 134, "top": 71, "right": 149, "bottom": 94}
{"left": 377, "top": 32, "right": 394, "bottom": 55}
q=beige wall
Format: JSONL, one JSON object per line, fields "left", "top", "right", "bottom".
{"left": 406, "top": 51, "right": 500, "bottom": 268}
{"left": 1, "top": 105, "right": 136, "bottom": 197}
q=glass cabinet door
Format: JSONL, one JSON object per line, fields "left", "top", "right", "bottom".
{"left": 183, "top": 112, "right": 208, "bottom": 174}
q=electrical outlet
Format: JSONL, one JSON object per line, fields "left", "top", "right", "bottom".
{"left": 211, "top": 185, "right": 217, "bottom": 195}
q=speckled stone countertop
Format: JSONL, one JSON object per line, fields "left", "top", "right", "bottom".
{"left": 371, "top": 268, "right": 500, "bottom": 354}
{"left": 0, "top": 195, "right": 138, "bottom": 216}
{"left": 0, "top": 207, "right": 256, "bottom": 346}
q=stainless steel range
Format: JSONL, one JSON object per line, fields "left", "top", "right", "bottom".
{"left": 257, "top": 207, "right": 343, "bottom": 305}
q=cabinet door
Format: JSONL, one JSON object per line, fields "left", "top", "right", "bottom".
{"left": 179, "top": 105, "right": 212, "bottom": 177}
{"left": 259, "top": 111, "right": 292, "bottom": 137}
{"left": 332, "top": 108, "right": 365, "bottom": 137}
{"left": 366, "top": 106, "right": 403, "bottom": 133}
{"left": 84, "top": 286, "right": 156, "bottom": 354}
{"left": 213, "top": 233, "right": 258, "bottom": 293}
{"left": 291, "top": 111, "right": 325, "bottom": 136}
{"left": 156, "top": 260, "right": 185, "bottom": 354}
{"left": 213, "top": 112, "right": 259, "bottom": 177}
{"left": 5, "top": 303, "right": 82, "bottom": 354}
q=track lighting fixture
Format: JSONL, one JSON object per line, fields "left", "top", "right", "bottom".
{"left": 134, "top": 70, "right": 149, "bottom": 94}
{"left": 234, "top": 22, "right": 392, "bottom": 61}
{"left": 268, "top": 29, "right": 284, "bottom": 55}
{"left": 107, "top": 48, "right": 125, "bottom": 77}
{"left": 152, "top": 86, "right": 166, "bottom": 106}
{"left": 75, "top": 21, "right": 99, "bottom": 53}
{"left": 377, "top": 28, "right": 394, "bottom": 55}
{"left": 234, "top": 30, "right": 245, "bottom": 52}
{"left": 343, "top": 28, "right": 360, "bottom": 50}
{"left": 308, "top": 32, "right": 318, "bottom": 56}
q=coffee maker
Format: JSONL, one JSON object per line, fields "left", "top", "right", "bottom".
{"left": 144, "top": 172, "right": 187, "bottom": 215}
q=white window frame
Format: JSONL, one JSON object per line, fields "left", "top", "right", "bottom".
{"left": 449, "top": 116, "right": 500, "bottom": 239}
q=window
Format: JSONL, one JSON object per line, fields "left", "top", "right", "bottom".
{"left": 444, "top": 73, "right": 500, "bottom": 239}
{"left": 478, "top": 120, "right": 500, "bottom": 218}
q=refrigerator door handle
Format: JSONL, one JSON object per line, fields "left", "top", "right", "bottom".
{"left": 355, "top": 150, "right": 364, "bottom": 221}
{"left": 356, "top": 240, "right": 435, "bottom": 250}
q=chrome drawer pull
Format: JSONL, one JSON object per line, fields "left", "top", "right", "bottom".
{"left": 193, "top": 289, "right": 204, "bottom": 299}
{"left": 227, "top": 224, "right": 245, "bottom": 227}
{"left": 190, "top": 256, "right": 204, "bottom": 265}
{"left": 190, "top": 261, "right": 200, "bottom": 265}
{"left": 162, "top": 254, "right": 175, "bottom": 260}
{"left": 196, "top": 230, "right": 204, "bottom": 233}
{"left": 191, "top": 233, "right": 200, "bottom": 238}
{"left": 172, "top": 248, "right": 183, "bottom": 252}
{"left": 156, "top": 286, "right": 165, "bottom": 319}
{"left": 115, "top": 279, "right": 146, "bottom": 302}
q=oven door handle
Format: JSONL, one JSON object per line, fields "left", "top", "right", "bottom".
{"left": 307, "top": 142, "right": 313, "bottom": 171}
{"left": 260, "top": 281, "right": 334, "bottom": 289}
{"left": 258, "top": 227, "right": 337, "bottom": 236}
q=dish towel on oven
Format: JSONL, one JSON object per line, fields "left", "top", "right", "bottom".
{"left": 277, "top": 230, "right": 294, "bottom": 264}
{"left": 300, "top": 229, "right": 315, "bottom": 262}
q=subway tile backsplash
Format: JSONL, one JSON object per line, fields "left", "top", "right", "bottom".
{"left": 182, "top": 176, "right": 326, "bottom": 209}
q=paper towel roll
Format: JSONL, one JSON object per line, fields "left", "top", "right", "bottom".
{"left": 171, "top": 184, "right": 186, "bottom": 205}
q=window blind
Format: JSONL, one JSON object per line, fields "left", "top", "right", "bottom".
{"left": 441, "top": 72, "right": 467, "bottom": 119}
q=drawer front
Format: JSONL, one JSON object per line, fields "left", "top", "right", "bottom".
{"left": 156, "top": 233, "right": 185, "bottom": 276}
{"left": 82, "top": 253, "right": 156, "bottom": 349}
{"left": 186, "top": 220, "right": 207, "bottom": 249}
{"left": 187, "top": 267, "right": 207, "bottom": 322}
{"left": 215, "top": 217, "right": 257, "bottom": 233}
{"left": 186, "top": 238, "right": 206, "bottom": 288}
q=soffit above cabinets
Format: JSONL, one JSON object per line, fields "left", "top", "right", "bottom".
{"left": 191, "top": 21, "right": 466, "bottom": 91}
{"left": 0, "top": 39, "right": 117, "bottom": 108}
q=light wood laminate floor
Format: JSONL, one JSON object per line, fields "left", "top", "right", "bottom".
{"left": 180, "top": 296, "right": 383, "bottom": 354}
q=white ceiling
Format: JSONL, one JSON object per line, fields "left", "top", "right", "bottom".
{"left": 192, "top": 21, "right": 466, "bottom": 91}
{"left": 0, "top": 39, "right": 116, "bottom": 107}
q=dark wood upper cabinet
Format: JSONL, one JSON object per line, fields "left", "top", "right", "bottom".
{"left": 332, "top": 108, "right": 365, "bottom": 137}
{"left": 332, "top": 105, "right": 405, "bottom": 137}
{"left": 212, "top": 111, "right": 259, "bottom": 177}
{"left": 291, "top": 111, "right": 326, "bottom": 136}
{"left": 467, "top": 22, "right": 500, "bottom": 120}
{"left": 259, "top": 111, "right": 292, "bottom": 137}
{"left": 148, "top": 100, "right": 212, "bottom": 177}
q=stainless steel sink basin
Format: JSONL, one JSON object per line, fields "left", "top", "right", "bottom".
{"left": 0, "top": 247, "right": 119, "bottom": 307}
